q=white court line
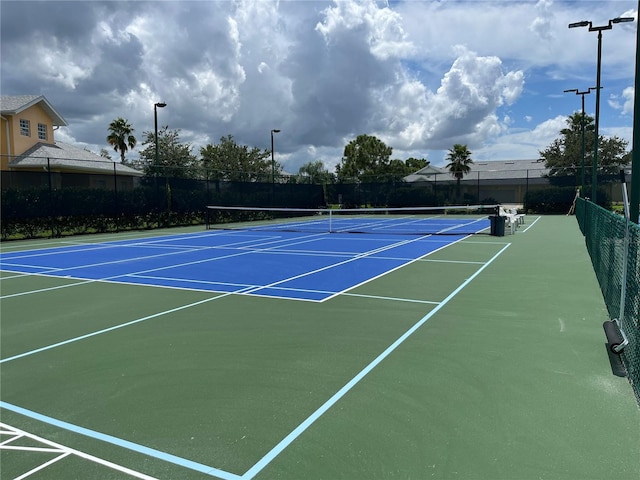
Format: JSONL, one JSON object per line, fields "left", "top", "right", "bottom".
{"left": 321, "top": 234, "right": 469, "bottom": 302}
{"left": 1, "top": 233, "right": 423, "bottom": 361}
{"left": 0, "top": 290, "right": 249, "bottom": 364}
{"left": 239, "top": 234, "right": 438, "bottom": 298}
{"left": 1, "top": 279, "right": 97, "bottom": 299}
{"left": 0, "top": 229, "right": 205, "bottom": 252}
{"left": 241, "top": 242, "right": 511, "bottom": 479}
{"left": 0, "top": 422, "right": 159, "bottom": 480}
{"left": 521, "top": 215, "right": 542, "bottom": 232}
{"left": 0, "top": 233, "right": 329, "bottom": 299}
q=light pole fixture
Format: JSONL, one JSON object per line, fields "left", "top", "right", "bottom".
{"left": 154, "top": 102, "right": 166, "bottom": 178}
{"left": 271, "top": 129, "right": 280, "bottom": 184}
{"left": 564, "top": 87, "right": 596, "bottom": 196}
{"left": 569, "top": 16, "right": 635, "bottom": 203}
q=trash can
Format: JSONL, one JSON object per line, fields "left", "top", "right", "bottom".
{"left": 489, "top": 215, "right": 505, "bottom": 236}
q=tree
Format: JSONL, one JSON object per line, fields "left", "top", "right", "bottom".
{"left": 200, "top": 135, "right": 276, "bottom": 182}
{"left": 446, "top": 144, "right": 473, "bottom": 201}
{"left": 336, "top": 134, "right": 393, "bottom": 182}
{"left": 405, "top": 157, "right": 429, "bottom": 172}
{"left": 138, "top": 126, "right": 198, "bottom": 179}
{"left": 107, "top": 118, "right": 136, "bottom": 163}
{"left": 540, "top": 112, "right": 629, "bottom": 181}
{"left": 297, "top": 161, "right": 335, "bottom": 184}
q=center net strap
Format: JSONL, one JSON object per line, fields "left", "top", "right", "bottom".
{"left": 206, "top": 205, "right": 498, "bottom": 236}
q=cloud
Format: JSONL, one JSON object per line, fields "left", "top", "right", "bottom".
{"left": 473, "top": 115, "right": 568, "bottom": 161}
{"left": 0, "top": 0, "right": 634, "bottom": 175}
{"left": 529, "top": 0, "right": 555, "bottom": 41}
{"left": 608, "top": 87, "right": 634, "bottom": 115}
{"left": 374, "top": 46, "right": 524, "bottom": 151}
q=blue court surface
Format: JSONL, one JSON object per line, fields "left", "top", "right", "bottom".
{"left": 0, "top": 229, "right": 471, "bottom": 301}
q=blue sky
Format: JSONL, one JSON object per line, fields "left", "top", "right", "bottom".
{"left": 1, "top": 0, "right": 637, "bottom": 171}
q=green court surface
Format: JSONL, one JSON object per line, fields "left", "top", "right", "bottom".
{"left": 1, "top": 216, "right": 639, "bottom": 480}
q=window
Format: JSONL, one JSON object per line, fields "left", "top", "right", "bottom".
{"left": 19, "top": 119, "right": 30, "bottom": 136}
{"left": 38, "top": 123, "right": 47, "bottom": 140}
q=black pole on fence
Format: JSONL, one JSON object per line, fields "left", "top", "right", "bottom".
{"left": 113, "top": 162, "right": 119, "bottom": 232}
{"left": 47, "top": 157, "right": 54, "bottom": 238}
{"left": 631, "top": 0, "right": 640, "bottom": 223}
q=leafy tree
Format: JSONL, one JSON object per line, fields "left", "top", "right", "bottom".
{"left": 540, "top": 112, "right": 629, "bottom": 179}
{"left": 106, "top": 118, "right": 136, "bottom": 163}
{"left": 387, "top": 157, "right": 430, "bottom": 178}
{"left": 405, "top": 157, "right": 429, "bottom": 172}
{"left": 446, "top": 144, "right": 473, "bottom": 200}
{"left": 297, "top": 160, "right": 335, "bottom": 184}
{"left": 336, "top": 134, "right": 393, "bottom": 182}
{"left": 200, "top": 135, "right": 277, "bottom": 182}
{"left": 138, "top": 126, "right": 198, "bottom": 179}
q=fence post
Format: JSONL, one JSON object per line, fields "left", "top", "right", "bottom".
{"left": 113, "top": 162, "right": 119, "bottom": 232}
{"left": 47, "top": 157, "right": 54, "bottom": 238}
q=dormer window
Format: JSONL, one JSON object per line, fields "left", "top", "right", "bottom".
{"left": 38, "top": 123, "right": 47, "bottom": 140}
{"left": 19, "top": 119, "right": 30, "bottom": 136}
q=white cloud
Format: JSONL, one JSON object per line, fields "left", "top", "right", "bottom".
{"left": 316, "top": 0, "right": 414, "bottom": 59}
{"left": 373, "top": 46, "right": 524, "bottom": 151}
{"left": 473, "top": 115, "right": 568, "bottom": 161}
{"left": 1, "top": 0, "right": 635, "bottom": 175}
{"left": 529, "top": 0, "right": 555, "bottom": 41}
{"left": 608, "top": 87, "right": 635, "bottom": 115}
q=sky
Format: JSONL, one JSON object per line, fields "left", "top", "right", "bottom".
{"left": 1, "top": 0, "right": 637, "bottom": 173}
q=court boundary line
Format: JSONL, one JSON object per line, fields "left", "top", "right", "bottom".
{"left": 241, "top": 242, "right": 511, "bottom": 479}
{"left": 521, "top": 215, "right": 541, "bottom": 232}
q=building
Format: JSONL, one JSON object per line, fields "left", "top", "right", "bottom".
{"left": 404, "top": 159, "right": 550, "bottom": 204}
{"left": 1, "top": 95, "right": 142, "bottom": 189}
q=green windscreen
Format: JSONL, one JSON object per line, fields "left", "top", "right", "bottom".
{"left": 576, "top": 198, "right": 640, "bottom": 404}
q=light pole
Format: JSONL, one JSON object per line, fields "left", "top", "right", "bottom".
{"left": 564, "top": 87, "right": 596, "bottom": 196}
{"left": 271, "top": 129, "right": 280, "bottom": 184}
{"left": 569, "top": 17, "right": 635, "bottom": 203}
{"left": 154, "top": 102, "right": 166, "bottom": 178}
{"left": 631, "top": 0, "right": 640, "bottom": 224}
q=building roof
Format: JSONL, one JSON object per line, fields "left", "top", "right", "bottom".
{"left": 403, "top": 164, "right": 447, "bottom": 182}
{"left": 404, "top": 159, "right": 548, "bottom": 182}
{"left": 0, "top": 95, "right": 68, "bottom": 126}
{"left": 9, "top": 141, "right": 143, "bottom": 176}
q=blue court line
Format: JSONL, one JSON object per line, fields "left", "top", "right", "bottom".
{"left": 241, "top": 242, "right": 511, "bottom": 479}
{"left": 0, "top": 401, "right": 242, "bottom": 480}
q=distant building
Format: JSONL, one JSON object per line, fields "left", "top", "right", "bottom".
{"left": 404, "top": 159, "right": 554, "bottom": 204}
{"left": 1, "top": 95, "right": 142, "bottom": 188}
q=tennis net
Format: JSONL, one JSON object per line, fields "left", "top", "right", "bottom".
{"left": 205, "top": 204, "right": 497, "bottom": 236}
{"left": 576, "top": 197, "right": 640, "bottom": 404}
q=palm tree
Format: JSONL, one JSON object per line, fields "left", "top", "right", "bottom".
{"left": 446, "top": 144, "right": 473, "bottom": 202}
{"left": 107, "top": 118, "right": 137, "bottom": 164}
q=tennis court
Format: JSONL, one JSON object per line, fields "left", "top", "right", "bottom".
{"left": 1, "top": 214, "right": 639, "bottom": 479}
